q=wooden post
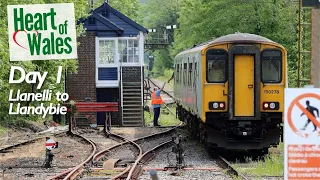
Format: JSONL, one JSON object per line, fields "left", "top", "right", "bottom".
{"left": 108, "top": 112, "right": 111, "bottom": 131}
{"left": 68, "top": 115, "right": 72, "bottom": 133}
{"left": 73, "top": 116, "right": 76, "bottom": 130}
{"left": 104, "top": 112, "right": 107, "bottom": 132}
{"left": 311, "top": 7, "right": 320, "bottom": 87}
{"left": 104, "top": 112, "right": 111, "bottom": 132}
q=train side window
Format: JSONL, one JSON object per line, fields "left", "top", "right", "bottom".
{"left": 206, "top": 49, "right": 228, "bottom": 83}
{"left": 261, "top": 49, "right": 282, "bottom": 83}
{"left": 183, "top": 63, "right": 187, "bottom": 86}
{"left": 194, "top": 62, "right": 197, "bottom": 88}
{"left": 176, "top": 64, "right": 180, "bottom": 83}
{"left": 189, "top": 63, "right": 192, "bottom": 87}
{"left": 180, "top": 63, "right": 182, "bottom": 85}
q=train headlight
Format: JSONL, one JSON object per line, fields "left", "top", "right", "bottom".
{"left": 270, "top": 103, "right": 275, "bottom": 109}
{"left": 213, "top": 103, "right": 218, "bottom": 108}
{"left": 262, "top": 102, "right": 279, "bottom": 110}
{"left": 209, "top": 102, "right": 225, "bottom": 110}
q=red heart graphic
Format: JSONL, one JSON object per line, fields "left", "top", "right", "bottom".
{"left": 13, "top": 30, "right": 39, "bottom": 50}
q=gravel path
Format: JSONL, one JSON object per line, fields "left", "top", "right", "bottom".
{"left": 110, "top": 127, "right": 173, "bottom": 140}
{"left": 77, "top": 129, "right": 119, "bottom": 152}
{"left": 104, "top": 144, "right": 138, "bottom": 160}
{"left": 0, "top": 133, "right": 92, "bottom": 179}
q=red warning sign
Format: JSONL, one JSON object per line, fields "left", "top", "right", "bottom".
{"left": 285, "top": 89, "right": 320, "bottom": 180}
{"left": 287, "top": 93, "right": 320, "bottom": 138}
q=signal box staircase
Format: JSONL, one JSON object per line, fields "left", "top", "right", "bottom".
{"left": 121, "top": 82, "right": 143, "bottom": 126}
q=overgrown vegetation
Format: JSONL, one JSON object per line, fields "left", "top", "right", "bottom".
{"left": 234, "top": 154, "right": 283, "bottom": 176}
{"left": 139, "top": 0, "right": 310, "bottom": 88}
{"left": 233, "top": 142, "right": 284, "bottom": 177}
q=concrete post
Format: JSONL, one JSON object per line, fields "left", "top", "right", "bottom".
{"left": 149, "top": 170, "right": 159, "bottom": 180}
{"left": 311, "top": 7, "right": 320, "bottom": 87}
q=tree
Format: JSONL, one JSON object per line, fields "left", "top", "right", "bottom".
{"left": 174, "top": 0, "right": 300, "bottom": 87}
{"left": 88, "top": 0, "right": 140, "bottom": 19}
{"left": 137, "top": 0, "right": 182, "bottom": 75}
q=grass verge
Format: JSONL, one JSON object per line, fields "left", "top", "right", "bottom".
{"left": 144, "top": 104, "right": 180, "bottom": 126}
{"left": 0, "top": 125, "right": 7, "bottom": 136}
{"left": 234, "top": 142, "right": 284, "bottom": 177}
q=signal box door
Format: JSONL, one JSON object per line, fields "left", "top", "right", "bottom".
{"left": 234, "top": 55, "right": 254, "bottom": 116}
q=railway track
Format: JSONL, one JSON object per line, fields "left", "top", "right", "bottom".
{"left": 0, "top": 128, "right": 67, "bottom": 153}
{"left": 215, "top": 155, "right": 249, "bottom": 180}
{"left": 144, "top": 78, "right": 284, "bottom": 180}
{"left": 0, "top": 130, "right": 94, "bottom": 180}
{"left": 47, "top": 131, "right": 97, "bottom": 180}
{"left": 83, "top": 123, "right": 183, "bottom": 180}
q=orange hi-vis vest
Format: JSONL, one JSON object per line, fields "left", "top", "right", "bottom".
{"left": 151, "top": 91, "right": 164, "bottom": 105}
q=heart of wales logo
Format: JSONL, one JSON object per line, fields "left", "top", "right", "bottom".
{"left": 7, "top": 3, "right": 78, "bottom": 61}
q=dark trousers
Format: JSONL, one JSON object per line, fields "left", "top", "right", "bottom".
{"left": 305, "top": 119, "right": 317, "bottom": 130}
{"left": 153, "top": 107, "right": 160, "bottom": 125}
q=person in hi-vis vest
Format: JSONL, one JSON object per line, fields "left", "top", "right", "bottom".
{"left": 151, "top": 83, "right": 166, "bottom": 126}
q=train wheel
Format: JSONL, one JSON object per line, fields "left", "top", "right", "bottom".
{"left": 190, "top": 116, "right": 197, "bottom": 140}
{"left": 186, "top": 115, "right": 192, "bottom": 132}
{"left": 199, "top": 123, "right": 206, "bottom": 144}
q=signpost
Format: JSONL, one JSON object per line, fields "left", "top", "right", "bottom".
{"left": 45, "top": 138, "right": 56, "bottom": 150}
{"left": 284, "top": 88, "right": 320, "bottom": 179}
{"left": 44, "top": 137, "right": 57, "bottom": 168}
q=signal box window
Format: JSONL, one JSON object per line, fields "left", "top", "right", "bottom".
{"left": 206, "top": 49, "right": 228, "bottom": 83}
{"left": 261, "top": 50, "right": 282, "bottom": 83}
{"left": 118, "top": 39, "right": 139, "bottom": 63}
{"left": 99, "top": 40, "right": 115, "bottom": 64}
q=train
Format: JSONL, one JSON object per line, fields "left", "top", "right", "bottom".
{"left": 173, "top": 33, "right": 287, "bottom": 155}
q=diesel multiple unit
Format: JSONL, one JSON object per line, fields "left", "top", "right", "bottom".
{"left": 173, "top": 33, "right": 287, "bottom": 154}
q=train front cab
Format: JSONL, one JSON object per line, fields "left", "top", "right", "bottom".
{"left": 203, "top": 43, "right": 286, "bottom": 153}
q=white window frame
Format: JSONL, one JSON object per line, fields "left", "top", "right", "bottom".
{"left": 95, "top": 33, "right": 144, "bottom": 88}
{"left": 118, "top": 37, "right": 140, "bottom": 66}
{"left": 95, "top": 37, "right": 119, "bottom": 88}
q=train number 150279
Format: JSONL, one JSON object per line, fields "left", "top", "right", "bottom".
{"left": 264, "top": 90, "right": 280, "bottom": 94}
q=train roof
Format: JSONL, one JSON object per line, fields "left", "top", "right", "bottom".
{"left": 176, "top": 33, "right": 283, "bottom": 57}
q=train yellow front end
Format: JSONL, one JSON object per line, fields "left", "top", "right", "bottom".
{"left": 174, "top": 33, "right": 286, "bottom": 154}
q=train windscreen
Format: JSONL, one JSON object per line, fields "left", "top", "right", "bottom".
{"left": 261, "top": 49, "right": 282, "bottom": 83}
{"left": 206, "top": 49, "right": 228, "bottom": 83}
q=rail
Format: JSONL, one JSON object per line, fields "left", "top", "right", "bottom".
{"left": 0, "top": 131, "right": 66, "bottom": 153}
{"left": 48, "top": 132, "right": 97, "bottom": 180}
{"left": 216, "top": 155, "right": 249, "bottom": 180}
{"left": 91, "top": 122, "right": 184, "bottom": 180}
{"left": 126, "top": 140, "right": 173, "bottom": 180}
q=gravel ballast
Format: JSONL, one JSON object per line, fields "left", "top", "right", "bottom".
{"left": 0, "top": 133, "right": 92, "bottom": 179}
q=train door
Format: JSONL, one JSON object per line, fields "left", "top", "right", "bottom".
{"left": 234, "top": 55, "right": 255, "bottom": 116}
